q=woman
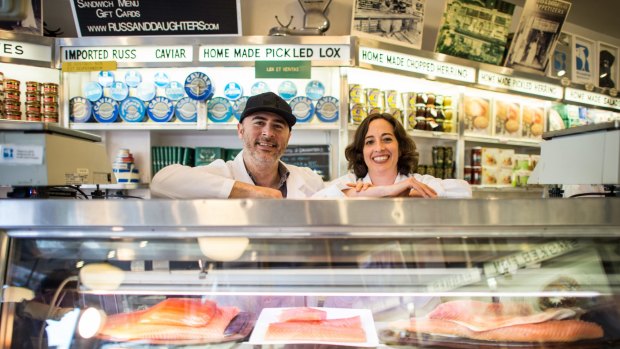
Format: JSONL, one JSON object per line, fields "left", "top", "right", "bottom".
{"left": 314, "top": 113, "right": 471, "bottom": 198}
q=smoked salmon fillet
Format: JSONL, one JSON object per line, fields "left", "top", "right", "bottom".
{"left": 428, "top": 300, "right": 577, "bottom": 331}
{"left": 98, "top": 299, "right": 240, "bottom": 343}
{"left": 395, "top": 317, "right": 604, "bottom": 342}
{"left": 279, "top": 307, "right": 327, "bottom": 322}
{"left": 265, "top": 316, "right": 367, "bottom": 343}
{"left": 139, "top": 298, "right": 217, "bottom": 327}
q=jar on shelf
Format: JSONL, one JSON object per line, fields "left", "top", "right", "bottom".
{"left": 472, "top": 146, "right": 482, "bottom": 167}
{"left": 472, "top": 166, "right": 482, "bottom": 185}
{"left": 3, "top": 79, "right": 20, "bottom": 91}
{"left": 464, "top": 165, "right": 472, "bottom": 183}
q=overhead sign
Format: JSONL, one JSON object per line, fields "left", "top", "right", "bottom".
{"left": 70, "top": 0, "right": 241, "bottom": 37}
{"left": 359, "top": 47, "right": 475, "bottom": 83}
{"left": 199, "top": 45, "right": 350, "bottom": 63}
{"left": 0, "top": 40, "right": 51, "bottom": 62}
{"left": 478, "top": 70, "right": 563, "bottom": 99}
{"left": 61, "top": 46, "right": 193, "bottom": 63}
{"left": 62, "top": 61, "right": 117, "bottom": 72}
{"left": 565, "top": 88, "right": 620, "bottom": 111}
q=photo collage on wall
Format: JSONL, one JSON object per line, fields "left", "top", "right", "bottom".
{"left": 352, "top": 0, "right": 426, "bottom": 49}
{"left": 434, "top": 0, "right": 516, "bottom": 65}
{"left": 505, "top": 0, "right": 571, "bottom": 74}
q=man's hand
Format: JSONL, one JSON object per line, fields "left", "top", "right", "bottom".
{"left": 229, "top": 181, "right": 283, "bottom": 198}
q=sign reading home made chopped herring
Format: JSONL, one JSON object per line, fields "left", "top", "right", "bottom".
{"left": 70, "top": 0, "right": 240, "bottom": 37}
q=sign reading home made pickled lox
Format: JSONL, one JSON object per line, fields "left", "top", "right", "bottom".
{"left": 0, "top": 39, "right": 51, "bottom": 62}
{"left": 478, "top": 70, "right": 563, "bottom": 99}
{"left": 359, "top": 47, "right": 475, "bottom": 83}
{"left": 199, "top": 45, "right": 350, "bottom": 63}
{"left": 61, "top": 46, "right": 193, "bottom": 63}
{"left": 565, "top": 88, "right": 620, "bottom": 111}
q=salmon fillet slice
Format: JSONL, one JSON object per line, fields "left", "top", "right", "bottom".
{"left": 428, "top": 300, "right": 577, "bottom": 331}
{"left": 265, "top": 316, "right": 367, "bottom": 343}
{"left": 279, "top": 307, "right": 327, "bottom": 322}
{"left": 394, "top": 317, "right": 603, "bottom": 342}
{"left": 139, "top": 298, "right": 217, "bottom": 327}
{"left": 98, "top": 305, "right": 240, "bottom": 343}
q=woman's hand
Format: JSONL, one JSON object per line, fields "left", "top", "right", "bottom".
{"left": 346, "top": 179, "right": 373, "bottom": 192}
{"left": 404, "top": 177, "right": 437, "bottom": 198}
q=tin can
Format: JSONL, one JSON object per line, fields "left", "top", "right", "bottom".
{"left": 385, "top": 90, "right": 399, "bottom": 108}
{"left": 26, "top": 81, "right": 40, "bottom": 93}
{"left": 426, "top": 93, "right": 436, "bottom": 106}
{"left": 432, "top": 146, "right": 445, "bottom": 166}
{"left": 366, "top": 89, "right": 384, "bottom": 108}
{"left": 26, "top": 92, "right": 40, "bottom": 103}
{"left": 464, "top": 166, "right": 472, "bottom": 183}
{"left": 416, "top": 164, "right": 426, "bottom": 175}
{"left": 349, "top": 84, "right": 365, "bottom": 104}
{"left": 25, "top": 102, "right": 41, "bottom": 113}
{"left": 402, "top": 92, "right": 416, "bottom": 110}
{"left": 42, "top": 103, "right": 58, "bottom": 114}
{"left": 350, "top": 103, "right": 367, "bottom": 124}
{"left": 444, "top": 146, "right": 454, "bottom": 167}
{"left": 26, "top": 111, "right": 42, "bottom": 122}
{"left": 472, "top": 147, "right": 482, "bottom": 167}
{"left": 426, "top": 165, "right": 436, "bottom": 177}
{"left": 43, "top": 112, "right": 58, "bottom": 123}
{"left": 435, "top": 166, "right": 444, "bottom": 180}
{"left": 42, "top": 83, "right": 59, "bottom": 95}
{"left": 42, "top": 94, "right": 58, "bottom": 104}
{"left": 3, "top": 90, "right": 20, "bottom": 101}
{"left": 3, "top": 79, "right": 19, "bottom": 91}
{"left": 5, "top": 100, "right": 20, "bottom": 112}
{"left": 5, "top": 111, "right": 21, "bottom": 120}
{"left": 472, "top": 166, "right": 482, "bottom": 185}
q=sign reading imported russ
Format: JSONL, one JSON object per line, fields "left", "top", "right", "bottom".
{"left": 70, "top": 0, "right": 241, "bottom": 37}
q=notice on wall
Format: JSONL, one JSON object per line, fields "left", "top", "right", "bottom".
{"left": 70, "top": 0, "right": 241, "bottom": 37}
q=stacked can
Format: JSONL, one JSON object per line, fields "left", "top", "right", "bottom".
{"left": 470, "top": 146, "right": 482, "bottom": 184}
{"left": 0, "top": 72, "right": 4, "bottom": 120}
{"left": 442, "top": 95, "right": 454, "bottom": 133}
{"left": 366, "top": 88, "right": 384, "bottom": 116}
{"left": 417, "top": 146, "right": 455, "bottom": 179}
{"left": 3, "top": 78, "right": 21, "bottom": 120}
{"left": 402, "top": 92, "right": 416, "bottom": 130}
{"left": 41, "top": 83, "right": 59, "bottom": 123}
{"left": 349, "top": 84, "right": 367, "bottom": 125}
{"left": 384, "top": 90, "right": 403, "bottom": 125}
{"left": 25, "top": 81, "right": 41, "bottom": 121}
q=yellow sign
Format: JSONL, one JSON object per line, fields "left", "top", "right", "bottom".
{"left": 62, "top": 61, "right": 117, "bottom": 72}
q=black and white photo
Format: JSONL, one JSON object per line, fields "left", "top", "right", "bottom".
{"left": 352, "top": 0, "right": 425, "bottom": 49}
{"left": 573, "top": 35, "right": 596, "bottom": 85}
{"left": 505, "top": 0, "right": 571, "bottom": 74}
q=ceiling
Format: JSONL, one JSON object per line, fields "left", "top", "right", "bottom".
{"left": 565, "top": 0, "right": 620, "bottom": 40}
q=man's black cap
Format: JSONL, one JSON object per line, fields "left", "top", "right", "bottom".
{"left": 240, "top": 92, "right": 296, "bottom": 128}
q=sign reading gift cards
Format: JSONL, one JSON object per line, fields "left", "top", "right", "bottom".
{"left": 70, "top": 0, "right": 241, "bottom": 37}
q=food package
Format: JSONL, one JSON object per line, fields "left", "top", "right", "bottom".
{"left": 481, "top": 147, "right": 499, "bottom": 167}
{"left": 497, "top": 149, "right": 515, "bottom": 169}
{"left": 494, "top": 100, "right": 521, "bottom": 137}
{"left": 463, "top": 96, "right": 491, "bottom": 135}
{"left": 481, "top": 166, "right": 498, "bottom": 185}
{"left": 497, "top": 168, "right": 513, "bottom": 186}
{"left": 522, "top": 105, "right": 545, "bottom": 138}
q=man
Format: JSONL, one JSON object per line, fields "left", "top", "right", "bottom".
{"left": 150, "top": 92, "right": 325, "bottom": 198}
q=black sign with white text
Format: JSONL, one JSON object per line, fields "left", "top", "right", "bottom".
{"left": 71, "top": 0, "right": 240, "bottom": 37}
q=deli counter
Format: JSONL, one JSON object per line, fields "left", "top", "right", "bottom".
{"left": 1, "top": 198, "right": 619, "bottom": 348}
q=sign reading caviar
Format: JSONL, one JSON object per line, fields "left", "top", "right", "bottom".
{"left": 70, "top": 0, "right": 240, "bottom": 37}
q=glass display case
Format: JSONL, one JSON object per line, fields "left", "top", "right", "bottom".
{"left": 1, "top": 198, "right": 620, "bottom": 348}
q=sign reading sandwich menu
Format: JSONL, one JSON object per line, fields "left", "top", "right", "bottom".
{"left": 70, "top": 0, "right": 240, "bottom": 37}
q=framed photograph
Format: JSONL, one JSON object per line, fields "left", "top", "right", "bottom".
{"left": 504, "top": 0, "right": 571, "bottom": 73}
{"left": 548, "top": 32, "right": 573, "bottom": 79}
{"left": 572, "top": 36, "right": 596, "bottom": 85}
{"left": 352, "top": 0, "right": 426, "bottom": 49}
{"left": 435, "top": 0, "right": 515, "bottom": 65}
{"left": 597, "top": 42, "right": 619, "bottom": 89}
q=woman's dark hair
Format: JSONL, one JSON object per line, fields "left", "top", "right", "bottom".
{"left": 345, "top": 113, "right": 419, "bottom": 178}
